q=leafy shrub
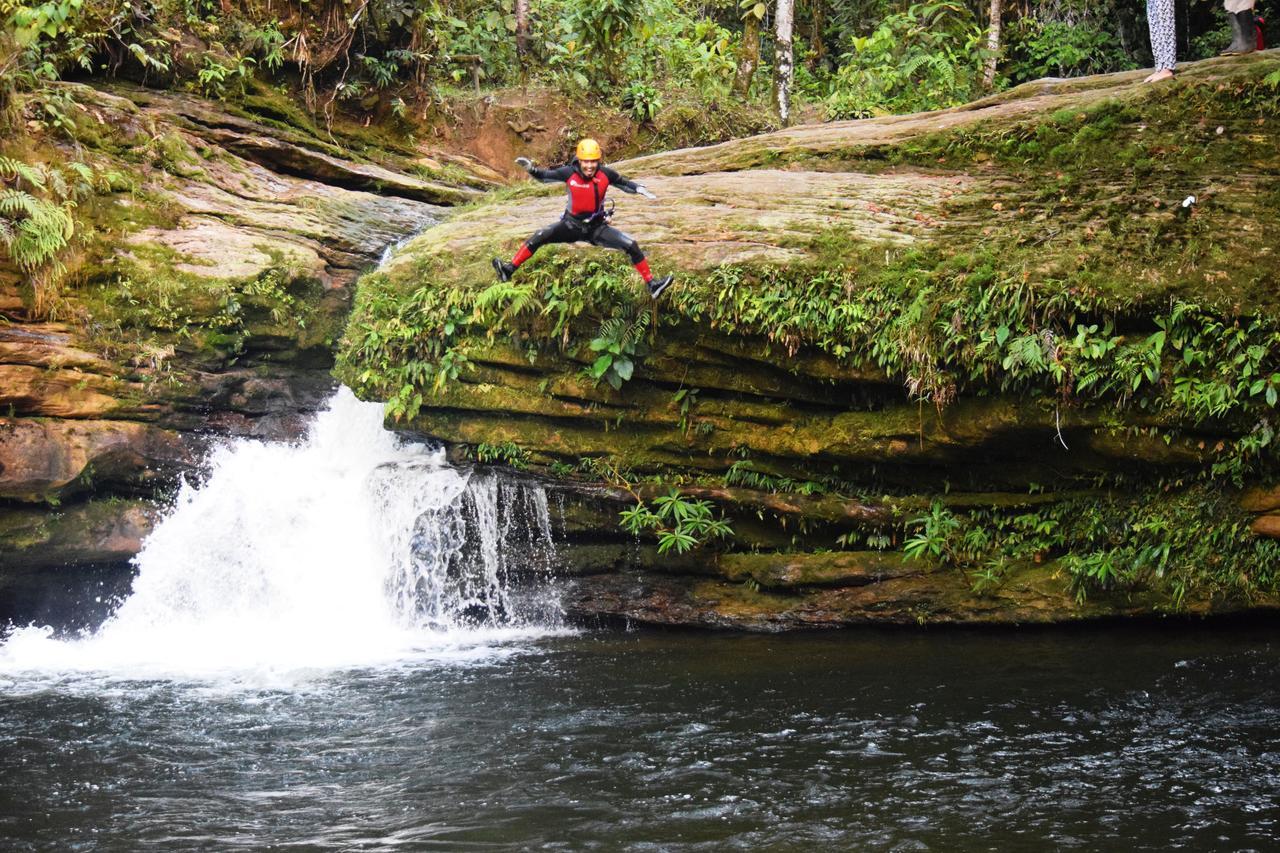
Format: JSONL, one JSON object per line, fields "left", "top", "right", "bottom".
{"left": 825, "top": 1, "right": 986, "bottom": 119}
{"left": 196, "top": 53, "right": 255, "bottom": 100}
{"left": 620, "top": 489, "right": 734, "bottom": 554}
{"left": 903, "top": 500, "right": 962, "bottom": 563}
{"left": 474, "top": 441, "right": 530, "bottom": 469}
{"left": 1004, "top": 16, "right": 1135, "bottom": 81}
{"left": 621, "top": 80, "right": 663, "bottom": 123}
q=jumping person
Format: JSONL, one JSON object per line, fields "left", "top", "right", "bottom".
{"left": 491, "top": 138, "right": 675, "bottom": 299}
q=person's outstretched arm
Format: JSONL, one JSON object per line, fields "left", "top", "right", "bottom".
{"left": 517, "top": 158, "right": 574, "bottom": 183}
{"left": 602, "top": 166, "right": 656, "bottom": 199}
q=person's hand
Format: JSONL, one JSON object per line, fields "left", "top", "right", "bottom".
{"left": 635, "top": 186, "right": 657, "bottom": 200}
{"left": 515, "top": 157, "right": 534, "bottom": 172}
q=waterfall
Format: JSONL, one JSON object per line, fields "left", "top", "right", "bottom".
{"left": 0, "top": 388, "right": 564, "bottom": 681}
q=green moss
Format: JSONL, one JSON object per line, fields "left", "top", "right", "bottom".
{"left": 149, "top": 132, "right": 205, "bottom": 178}
{"left": 719, "top": 550, "right": 918, "bottom": 589}
{"left": 904, "top": 484, "right": 1280, "bottom": 609}
{"left": 237, "top": 84, "right": 322, "bottom": 138}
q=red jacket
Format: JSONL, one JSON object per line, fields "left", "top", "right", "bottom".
{"left": 530, "top": 159, "right": 640, "bottom": 220}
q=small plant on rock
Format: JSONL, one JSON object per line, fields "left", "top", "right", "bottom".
{"left": 620, "top": 489, "right": 734, "bottom": 554}
{"left": 588, "top": 309, "right": 649, "bottom": 390}
{"left": 903, "top": 499, "right": 961, "bottom": 564}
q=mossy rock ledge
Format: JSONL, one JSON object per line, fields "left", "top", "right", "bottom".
{"left": 343, "top": 53, "right": 1280, "bottom": 629}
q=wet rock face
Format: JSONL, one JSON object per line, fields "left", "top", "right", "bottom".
{"left": 0, "top": 501, "right": 156, "bottom": 571}
{"left": 528, "top": 475, "right": 1276, "bottom": 630}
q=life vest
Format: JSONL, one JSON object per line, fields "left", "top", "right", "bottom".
{"left": 564, "top": 164, "right": 610, "bottom": 220}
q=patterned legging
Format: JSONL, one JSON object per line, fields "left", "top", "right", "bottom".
{"left": 1147, "top": 0, "right": 1176, "bottom": 71}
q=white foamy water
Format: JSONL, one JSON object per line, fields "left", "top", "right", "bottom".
{"left": 0, "top": 388, "right": 565, "bottom": 685}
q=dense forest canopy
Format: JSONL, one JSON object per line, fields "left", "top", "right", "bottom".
{"left": 3, "top": 0, "right": 1275, "bottom": 129}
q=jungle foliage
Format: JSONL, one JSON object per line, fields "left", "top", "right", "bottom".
{"left": 3, "top": 0, "right": 1268, "bottom": 139}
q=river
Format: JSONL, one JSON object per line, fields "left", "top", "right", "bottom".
{"left": 1, "top": 391, "right": 1277, "bottom": 850}
{"left": 1, "top": 628, "right": 1279, "bottom": 849}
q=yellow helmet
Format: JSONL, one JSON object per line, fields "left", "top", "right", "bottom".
{"left": 576, "top": 138, "right": 602, "bottom": 161}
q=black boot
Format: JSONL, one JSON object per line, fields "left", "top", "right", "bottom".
{"left": 1222, "top": 10, "right": 1244, "bottom": 55}
{"left": 492, "top": 257, "right": 516, "bottom": 282}
{"left": 1235, "top": 10, "right": 1257, "bottom": 54}
{"left": 647, "top": 274, "right": 674, "bottom": 299}
{"left": 1223, "top": 11, "right": 1256, "bottom": 55}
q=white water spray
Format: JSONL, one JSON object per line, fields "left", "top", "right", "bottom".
{"left": 0, "top": 388, "right": 564, "bottom": 682}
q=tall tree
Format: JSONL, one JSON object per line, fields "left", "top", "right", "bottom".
{"left": 775, "top": 0, "right": 794, "bottom": 123}
{"left": 733, "top": 0, "right": 765, "bottom": 98}
{"left": 515, "top": 0, "right": 530, "bottom": 58}
{"left": 808, "top": 0, "right": 826, "bottom": 71}
{"left": 982, "top": 0, "right": 1003, "bottom": 89}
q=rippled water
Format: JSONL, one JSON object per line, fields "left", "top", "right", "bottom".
{"left": 2, "top": 627, "right": 1278, "bottom": 850}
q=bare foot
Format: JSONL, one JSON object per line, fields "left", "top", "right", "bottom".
{"left": 1143, "top": 68, "right": 1175, "bottom": 84}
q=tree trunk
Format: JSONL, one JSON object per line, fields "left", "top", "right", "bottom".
{"left": 515, "top": 0, "right": 530, "bottom": 59}
{"left": 733, "top": 9, "right": 761, "bottom": 98}
{"left": 808, "top": 0, "right": 826, "bottom": 72}
{"left": 983, "top": 0, "right": 1003, "bottom": 89}
{"left": 775, "top": 0, "right": 794, "bottom": 124}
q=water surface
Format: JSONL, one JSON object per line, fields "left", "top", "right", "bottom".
{"left": 2, "top": 627, "right": 1278, "bottom": 850}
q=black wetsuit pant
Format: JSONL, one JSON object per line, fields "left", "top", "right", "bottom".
{"left": 524, "top": 216, "right": 645, "bottom": 264}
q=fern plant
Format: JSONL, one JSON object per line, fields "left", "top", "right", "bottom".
{"left": 0, "top": 154, "right": 80, "bottom": 315}
{"left": 588, "top": 308, "right": 650, "bottom": 390}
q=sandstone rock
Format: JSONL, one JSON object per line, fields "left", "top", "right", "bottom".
{"left": 345, "top": 54, "right": 1280, "bottom": 627}
{"left": 0, "top": 364, "right": 123, "bottom": 418}
{"left": 0, "top": 419, "right": 195, "bottom": 502}
{"left": 1251, "top": 514, "right": 1280, "bottom": 539}
{"left": 0, "top": 324, "right": 114, "bottom": 372}
{"left": 124, "top": 216, "right": 331, "bottom": 284}
{"left": 718, "top": 551, "right": 920, "bottom": 589}
{"left": 1241, "top": 485, "right": 1280, "bottom": 514}
{"left": 203, "top": 128, "right": 480, "bottom": 205}
{"left": 562, "top": 562, "right": 1280, "bottom": 630}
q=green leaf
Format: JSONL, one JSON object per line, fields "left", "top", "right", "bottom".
{"left": 995, "top": 325, "right": 1010, "bottom": 347}
{"left": 657, "top": 529, "right": 697, "bottom": 555}
{"left": 613, "top": 358, "right": 634, "bottom": 381}
{"left": 590, "top": 354, "right": 613, "bottom": 378}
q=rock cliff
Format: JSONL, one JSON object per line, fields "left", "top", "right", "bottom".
{"left": 342, "top": 53, "right": 1280, "bottom": 627}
